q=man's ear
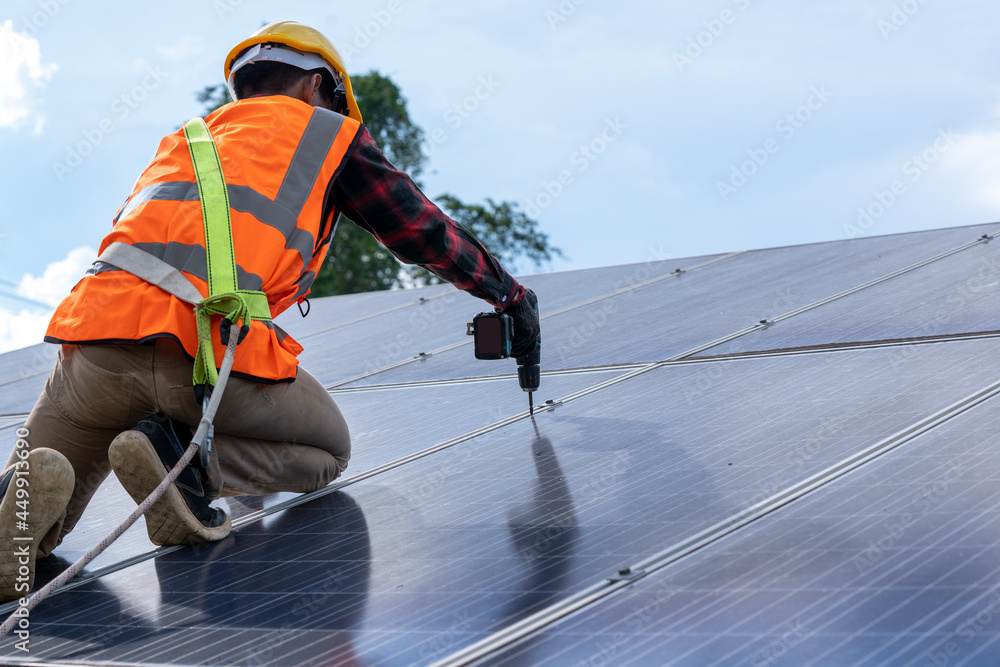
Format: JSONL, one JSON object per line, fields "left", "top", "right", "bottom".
{"left": 308, "top": 73, "right": 330, "bottom": 109}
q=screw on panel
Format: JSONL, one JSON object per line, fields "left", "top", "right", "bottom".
{"left": 608, "top": 566, "right": 645, "bottom": 583}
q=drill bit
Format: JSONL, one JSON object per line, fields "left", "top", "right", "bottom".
{"left": 528, "top": 391, "right": 534, "bottom": 416}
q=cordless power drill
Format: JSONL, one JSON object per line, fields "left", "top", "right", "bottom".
{"left": 467, "top": 296, "right": 541, "bottom": 414}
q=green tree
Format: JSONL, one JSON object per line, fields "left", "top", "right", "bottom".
{"left": 410, "top": 195, "right": 562, "bottom": 286}
{"left": 349, "top": 72, "right": 425, "bottom": 179}
{"left": 307, "top": 72, "right": 427, "bottom": 298}
{"left": 196, "top": 84, "right": 232, "bottom": 113}
{"left": 196, "top": 71, "right": 561, "bottom": 297}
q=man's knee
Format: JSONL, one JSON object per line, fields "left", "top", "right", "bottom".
{"left": 221, "top": 442, "right": 347, "bottom": 496}
{"left": 304, "top": 417, "right": 351, "bottom": 471}
{"left": 305, "top": 451, "right": 349, "bottom": 491}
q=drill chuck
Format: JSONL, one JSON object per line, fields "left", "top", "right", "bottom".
{"left": 516, "top": 342, "right": 540, "bottom": 393}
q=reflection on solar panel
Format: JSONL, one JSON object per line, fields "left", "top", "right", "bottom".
{"left": 3, "top": 222, "right": 1000, "bottom": 665}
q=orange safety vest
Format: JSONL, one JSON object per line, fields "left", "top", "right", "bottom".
{"left": 45, "top": 96, "right": 362, "bottom": 383}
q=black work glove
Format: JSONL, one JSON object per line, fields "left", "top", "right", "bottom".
{"left": 509, "top": 288, "right": 540, "bottom": 358}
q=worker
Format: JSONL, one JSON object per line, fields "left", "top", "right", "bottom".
{"left": 0, "top": 21, "right": 539, "bottom": 603}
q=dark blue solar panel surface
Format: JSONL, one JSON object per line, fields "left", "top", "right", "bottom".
{"left": 341, "top": 223, "right": 1000, "bottom": 387}
{"left": 7, "top": 337, "right": 1000, "bottom": 665}
{"left": 3, "top": 224, "right": 1000, "bottom": 666}
{"left": 484, "top": 375, "right": 1000, "bottom": 666}
{"left": 703, "top": 234, "right": 1000, "bottom": 356}
{"left": 0, "top": 342, "right": 58, "bottom": 385}
{"left": 286, "top": 253, "right": 726, "bottom": 387}
{"left": 279, "top": 282, "right": 454, "bottom": 339}
{"left": 0, "top": 343, "right": 55, "bottom": 416}
{"left": 0, "top": 369, "right": 622, "bottom": 576}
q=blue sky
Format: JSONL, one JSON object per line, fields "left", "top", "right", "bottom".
{"left": 1, "top": 0, "right": 999, "bottom": 351}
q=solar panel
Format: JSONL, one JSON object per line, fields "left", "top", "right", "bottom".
{"left": 9, "top": 335, "right": 1000, "bottom": 664}
{"left": 337, "top": 223, "right": 1000, "bottom": 387}
{"left": 702, "top": 234, "right": 1000, "bottom": 356}
{"left": 0, "top": 342, "right": 58, "bottom": 383}
{"left": 5, "top": 223, "right": 1000, "bottom": 666}
{"left": 482, "top": 369, "right": 1000, "bottom": 666}
{"left": 284, "top": 253, "right": 728, "bottom": 388}
{"left": 0, "top": 369, "right": 626, "bottom": 574}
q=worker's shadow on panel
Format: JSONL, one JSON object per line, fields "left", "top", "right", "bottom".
{"left": 26, "top": 491, "right": 372, "bottom": 663}
{"left": 502, "top": 424, "right": 579, "bottom": 624}
{"left": 155, "top": 490, "right": 372, "bottom": 664}
{"left": 11, "top": 555, "right": 156, "bottom": 660}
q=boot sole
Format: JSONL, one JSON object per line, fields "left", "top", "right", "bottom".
{"left": 108, "top": 431, "right": 231, "bottom": 547}
{"left": 0, "top": 448, "right": 74, "bottom": 603}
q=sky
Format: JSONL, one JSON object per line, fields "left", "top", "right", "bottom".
{"left": 0, "top": 0, "right": 999, "bottom": 352}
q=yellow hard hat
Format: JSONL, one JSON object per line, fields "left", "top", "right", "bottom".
{"left": 224, "top": 21, "right": 362, "bottom": 123}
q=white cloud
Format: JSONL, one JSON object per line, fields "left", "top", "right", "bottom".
{"left": 17, "top": 246, "right": 97, "bottom": 307}
{"left": 153, "top": 34, "right": 205, "bottom": 63}
{"left": 938, "top": 130, "right": 1000, "bottom": 211}
{"left": 0, "top": 307, "right": 52, "bottom": 354}
{"left": 0, "top": 246, "right": 96, "bottom": 354}
{"left": 0, "top": 19, "right": 58, "bottom": 132}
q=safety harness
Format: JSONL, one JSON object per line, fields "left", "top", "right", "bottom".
{"left": 97, "top": 118, "right": 272, "bottom": 389}
{"left": 0, "top": 118, "right": 266, "bottom": 636}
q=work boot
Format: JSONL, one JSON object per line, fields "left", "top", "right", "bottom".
{"left": 109, "top": 415, "right": 230, "bottom": 547}
{"left": 0, "top": 448, "right": 74, "bottom": 603}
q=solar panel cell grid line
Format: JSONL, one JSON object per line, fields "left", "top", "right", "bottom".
{"left": 10, "top": 339, "right": 1000, "bottom": 665}
{"left": 0, "top": 420, "right": 25, "bottom": 433}
{"left": 0, "top": 342, "right": 58, "bottom": 386}
{"left": 6, "top": 224, "right": 1000, "bottom": 666}
{"left": 426, "top": 354, "right": 989, "bottom": 664}
{"left": 341, "top": 224, "right": 1000, "bottom": 388}
{"left": 0, "top": 369, "right": 624, "bottom": 587}
{"left": 442, "top": 387, "right": 1000, "bottom": 666}
{"left": 678, "top": 473, "right": 996, "bottom": 663}
{"left": 810, "top": 508, "right": 1000, "bottom": 660}
{"left": 701, "top": 233, "right": 1000, "bottom": 357}
{"left": 278, "top": 254, "right": 723, "bottom": 346}
{"left": 0, "top": 373, "right": 48, "bottom": 416}
{"left": 478, "top": 387, "right": 1000, "bottom": 667}
{"left": 718, "top": 469, "right": 1000, "bottom": 664}
{"left": 290, "top": 252, "right": 729, "bottom": 388}
{"left": 275, "top": 282, "right": 455, "bottom": 341}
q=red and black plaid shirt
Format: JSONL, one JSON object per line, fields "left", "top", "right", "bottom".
{"left": 330, "top": 127, "right": 523, "bottom": 311}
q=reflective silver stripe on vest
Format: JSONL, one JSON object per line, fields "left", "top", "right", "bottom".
{"left": 227, "top": 185, "right": 315, "bottom": 264}
{"left": 114, "top": 182, "right": 199, "bottom": 225}
{"left": 291, "top": 270, "right": 316, "bottom": 301}
{"left": 113, "top": 108, "right": 346, "bottom": 277}
{"left": 275, "top": 109, "right": 344, "bottom": 217}
{"left": 88, "top": 241, "right": 264, "bottom": 292}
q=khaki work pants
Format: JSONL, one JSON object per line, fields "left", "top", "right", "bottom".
{"left": 7, "top": 339, "right": 351, "bottom": 557}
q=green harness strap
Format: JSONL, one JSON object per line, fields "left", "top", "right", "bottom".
{"left": 182, "top": 118, "right": 271, "bottom": 389}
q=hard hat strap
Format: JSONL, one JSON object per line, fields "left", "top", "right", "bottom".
{"left": 331, "top": 79, "right": 348, "bottom": 116}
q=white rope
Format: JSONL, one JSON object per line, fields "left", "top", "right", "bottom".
{"left": 0, "top": 333, "right": 239, "bottom": 637}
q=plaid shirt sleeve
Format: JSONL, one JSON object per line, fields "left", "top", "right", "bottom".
{"left": 329, "top": 126, "right": 524, "bottom": 311}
